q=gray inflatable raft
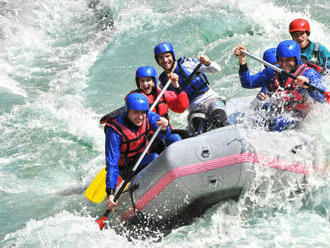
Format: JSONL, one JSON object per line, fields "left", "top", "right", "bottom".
{"left": 116, "top": 124, "right": 315, "bottom": 229}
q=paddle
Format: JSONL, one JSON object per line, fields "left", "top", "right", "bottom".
{"left": 242, "top": 50, "right": 330, "bottom": 103}
{"left": 84, "top": 168, "right": 129, "bottom": 204}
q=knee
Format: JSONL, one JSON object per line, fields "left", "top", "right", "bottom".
{"left": 167, "top": 133, "right": 181, "bottom": 145}
{"left": 172, "top": 133, "right": 181, "bottom": 142}
{"left": 211, "top": 109, "right": 228, "bottom": 128}
{"left": 191, "top": 116, "right": 209, "bottom": 135}
{"left": 150, "top": 153, "right": 159, "bottom": 161}
{"left": 142, "top": 153, "right": 159, "bottom": 166}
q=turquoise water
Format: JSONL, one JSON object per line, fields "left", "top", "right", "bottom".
{"left": 0, "top": 0, "right": 330, "bottom": 247}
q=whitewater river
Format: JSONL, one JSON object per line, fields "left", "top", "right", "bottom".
{"left": 0, "top": 0, "right": 330, "bottom": 247}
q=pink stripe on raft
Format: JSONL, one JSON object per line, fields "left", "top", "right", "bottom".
{"left": 121, "top": 152, "right": 310, "bottom": 219}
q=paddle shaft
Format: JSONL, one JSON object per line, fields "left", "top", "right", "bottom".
{"left": 149, "top": 79, "right": 172, "bottom": 111}
{"left": 242, "top": 50, "right": 326, "bottom": 94}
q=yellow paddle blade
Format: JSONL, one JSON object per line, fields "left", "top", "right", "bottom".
{"left": 85, "top": 167, "right": 107, "bottom": 203}
{"left": 85, "top": 167, "right": 131, "bottom": 204}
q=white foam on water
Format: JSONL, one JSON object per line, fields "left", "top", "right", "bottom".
{"left": 1, "top": 211, "right": 139, "bottom": 248}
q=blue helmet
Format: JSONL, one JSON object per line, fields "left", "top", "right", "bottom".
{"left": 125, "top": 93, "right": 149, "bottom": 112}
{"left": 135, "top": 66, "right": 158, "bottom": 88}
{"left": 276, "top": 40, "right": 301, "bottom": 64}
{"left": 154, "top": 42, "right": 176, "bottom": 62}
{"left": 263, "top": 48, "right": 277, "bottom": 64}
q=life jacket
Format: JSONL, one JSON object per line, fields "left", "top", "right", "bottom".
{"left": 267, "top": 64, "right": 311, "bottom": 114}
{"left": 159, "top": 57, "right": 209, "bottom": 102}
{"left": 301, "top": 42, "right": 325, "bottom": 73}
{"left": 105, "top": 116, "right": 151, "bottom": 167}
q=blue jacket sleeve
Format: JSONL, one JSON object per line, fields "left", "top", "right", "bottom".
{"left": 147, "top": 111, "right": 171, "bottom": 139}
{"left": 239, "top": 67, "right": 275, "bottom": 89}
{"left": 302, "top": 68, "right": 327, "bottom": 103}
{"left": 105, "top": 127, "right": 121, "bottom": 191}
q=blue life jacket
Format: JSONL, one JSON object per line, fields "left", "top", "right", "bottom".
{"left": 159, "top": 57, "right": 210, "bottom": 102}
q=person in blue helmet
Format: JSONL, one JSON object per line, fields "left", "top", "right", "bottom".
{"left": 289, "top": 18, "right": 330, "bottom": 73}
{"left": 250, "top": 48, "right": 278, "bottom": 112}
{"left": 129, "top": 65, "right": 189, "bottom": 152}
{"left": 104, "top": 93, "right": 171, "bottom": 210}
{"left": 154, "top": 42, "right": 228, "bottom": 136}
{"left": 255, "top": 48, "right": 278, "bottom": 102}
{"left": 234, "top": 40, "right": 328, "bottom": 132}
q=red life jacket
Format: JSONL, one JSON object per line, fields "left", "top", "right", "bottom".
{"left": 302, "top": 61, "right": 323, "bottom": 73}
{"left": 268, "top": 64, "right": 311, "bottom": 114}
{"left": 106, "top": 117, "right": 150, "bottom": 167}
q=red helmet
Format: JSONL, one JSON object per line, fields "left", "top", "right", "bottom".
{"left": 289, "top": 18, "right": 310, "bottom": 34}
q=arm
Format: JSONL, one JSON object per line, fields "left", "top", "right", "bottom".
{"left": 199, "top": 61, "right": 221, "bottom": 73}
{"left": 181, "top": 56, "right": 221, "bottom": 74}
{"left": 198, "top": 54, "right": 221, "bottom": 73}
{"left": 164, "top": 88, "right": 189, "bottom": 113}
{"left": 239, "top": 66, "right": 274, "bottom": 89}
{"left": 105, "top": 127, "right": 121, "bottom": 210}
{"left": 300, "top": 68, "right": 327, "bottom": 102}
{"left": 147, "top": 111, "right": 171, "bottom": 138}
{"left": 105, "top": 127, "right": 121, "bottom": 192}
{"left": 234, "top": 44, "right": 274, "bottom": 89}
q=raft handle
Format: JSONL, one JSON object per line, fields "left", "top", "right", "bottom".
{"left": 201, "top": 147, "right": 210, "bottom": 158}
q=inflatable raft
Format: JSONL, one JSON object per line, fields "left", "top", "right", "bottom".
{"left": 110, "top": 123, "right": 316, "bottom": 232}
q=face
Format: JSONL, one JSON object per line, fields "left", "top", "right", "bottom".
{"left": 127, "top": 109, "right": 146, "bottom": 127}
{"left": 278, "top": 57, "right": 296, "bottom": 73}
{"left": 157, "top": 52, "right": 174, "bottom": 71}
{"left": 138, "top": 77, "right": 155, "bottom": 95}
{"left": 291, "top": 31, "right": 309, "bottom": 49}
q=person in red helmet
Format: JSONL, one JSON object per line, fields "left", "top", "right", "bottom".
{"left": 289, "top": 18, "right": 330, "bottom": 72}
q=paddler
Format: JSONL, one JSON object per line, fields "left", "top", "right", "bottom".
{"left": 104, "top": 93, "right": 170, "bottom": 210}
{"left": 289, "top": 18, "right": 330, "bottom": 73}
{"left": 129, "top": 66, "right": 189, "bottom": 149}
{"left": 255, "top": 48, "right": 278, "bottom": 102}
{"left": 154, "top": 42, "right": 228, "bottom": 136}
